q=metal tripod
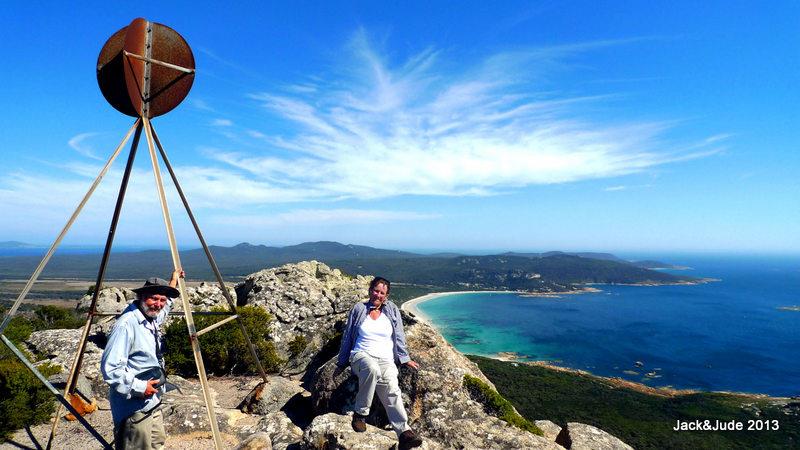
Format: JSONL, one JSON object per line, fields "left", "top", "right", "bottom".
{"left": 0, "top": 118, "right": 269, "bottom": 450}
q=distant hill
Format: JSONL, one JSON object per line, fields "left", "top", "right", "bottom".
{"left": 631, "top": 260, "right": 686, "bottom": 270}
{"left": 0, "top": 241, "right": 696, "bottom": 292}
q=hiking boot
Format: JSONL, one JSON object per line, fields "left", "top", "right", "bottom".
{"left": 399, "top": 429, "right": 423, "bottom": 449}
{"left": 351, "top": 413, "right": 367, "bottom": 432}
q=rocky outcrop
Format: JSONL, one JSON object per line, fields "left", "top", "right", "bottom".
{"left": 556, "top": 423, "right": 634, "bottom": 450}
{"left": 26, "top": 328, "right": 104, "bottom": 381}
{"left": 76, "top": 286, "right": 135, "bottom": 314}
{"left": 235, "top": 261, "right": 370, "bottom": 375}
{"left": 302, "top": 412, "right": 407, "bottom": 450}
{"left": 18, "top": 261, "right": 634, "bottom": 450}
{"left": 536, "top": 420, "right": 564, "bottom": 442}
{"left": 239, "top": 378, "right": 306, "bottom": 416}
{"left": 311, "top": 311, "right": 563, "bottom": 450}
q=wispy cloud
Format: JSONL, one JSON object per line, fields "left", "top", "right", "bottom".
{"left": 604, "top": 183, "right": 653, "bottom": 192}
{"left": 190, "top": 98, "right": 215, "bottom": 112}
{"left": 212, "top": 208, "right": 439, "bottom": 226}
{"left": 211, "top": 118, "right": 234, "bottom": 127}
{"left": 68, "top": 133, "right": 104, "bottom": 161}
{"left": 219, "top": 31, "right": 723, "bottom": 200}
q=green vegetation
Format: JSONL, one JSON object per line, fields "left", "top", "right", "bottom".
{"left": 468, "top": 355, "right": 800, "bottom": 449}
{"left": 0, "top": 305, "right": 81, "bottom": 439}
{"left": 288, "top": 334, "right": 308, "bottom": 357}
{"left": 463, "top": 373, "right": 544, "bottom": 436}
{"left": 389, "top": 284, "right": 442, "bottom": 305}
{"left": 0, "top": 242, "right": 690, "bottom": 293}
{"left": 0, "top": 360, "right": 60, "bottom": 439}
{"left": 163, "top": 305, "right": 283, "bottom": 376}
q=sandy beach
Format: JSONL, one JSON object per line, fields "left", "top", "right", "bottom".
{"left": 401, "top": 290, "right": 524, "bottom": 326}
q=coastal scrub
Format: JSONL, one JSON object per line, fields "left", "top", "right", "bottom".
{"left": 463, "top": 373, "right": 544, "bottom": 436}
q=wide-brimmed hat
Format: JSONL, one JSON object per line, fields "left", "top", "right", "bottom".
{"left": 133, "top": 277, "right": 179, "bottom": 298}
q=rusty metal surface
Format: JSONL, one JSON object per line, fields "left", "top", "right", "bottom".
{"left": 123, "top": 18, "right": 149, "bottom": 117}
{"left": 97, "top": 18, "right": 194, "bottom": 118}
{"left": 97, "top": 26, "right": 136, "bottom": 116}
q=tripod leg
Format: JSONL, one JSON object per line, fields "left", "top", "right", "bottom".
{"left": 151, "top": 125, "right": 269, "bottom": 383}
{"left": 47, "top": 121, "right": 144, "bottom": 450}
{"left": 0, "top": 119, "right": 140, "bottom": 335}
{"left": 142, "top": 118, "right": 224, "bottom": 450}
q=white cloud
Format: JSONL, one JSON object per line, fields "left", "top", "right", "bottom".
{"left": 211, "top": 209, "right": 439, "bottom": 226}
{"left": 226, "top": 32, "right": 723, "bottom": 200}
{"left": 68, "top": 133, "right": 104, "bottom": 161}
{"left": 211, "top": 118, "right": 233, "bottom": 127}
{"left": 604, "top": 185, "right": 627, "bottom": 191}
{"left": 190, "top": 98, "right": 215, "bottom": 112}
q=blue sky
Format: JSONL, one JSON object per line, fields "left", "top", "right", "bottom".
{"left": 1, "top": 1, "right": 798, "bottom": 253}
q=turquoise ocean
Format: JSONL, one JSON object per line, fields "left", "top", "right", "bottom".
{"left": 416, "top": 255, "right": 800, "bottom": 397}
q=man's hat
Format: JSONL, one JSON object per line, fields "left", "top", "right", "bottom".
{"left": 133, "top": 277, "right": 179, "bottom": 298}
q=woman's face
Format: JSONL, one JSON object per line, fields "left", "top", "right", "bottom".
{"left": 369, "top": 282, "right": 389, "bottom": 307}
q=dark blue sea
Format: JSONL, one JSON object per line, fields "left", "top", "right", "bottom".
{"left": 417, "top": 255, "right": 800, "bottom": 397}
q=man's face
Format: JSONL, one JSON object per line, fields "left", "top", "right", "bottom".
{"left": 369, "top": 282, "right": 389, "bottom": 307}
{"left": 140, "top": 294, "right": 168, "bottom": 318}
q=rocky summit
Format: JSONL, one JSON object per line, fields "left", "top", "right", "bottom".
{"left": 17, "top": 261, "right": 632, "bottom": 449}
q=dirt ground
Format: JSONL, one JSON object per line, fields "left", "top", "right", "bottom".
{"left": 1, "top": 376, "right": 262, "bottom": 450}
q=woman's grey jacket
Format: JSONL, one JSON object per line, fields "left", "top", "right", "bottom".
{"left": 336, "top": 300, "right": 411, "bottom": 368}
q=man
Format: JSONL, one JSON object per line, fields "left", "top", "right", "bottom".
{"left": 337, "top": 276, "right": 423, "bottom": 450}
{"left": 101, "top": 269, "right": 183, "bottom": 450}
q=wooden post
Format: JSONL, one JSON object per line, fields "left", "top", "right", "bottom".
{"left": 44, "top": 120, "right": 143, "bottom": 450}
{"left": 143, "top": 118, "right": 224, "bottom": 450}
{"left": 151, "top": 126, "right": 270, "bottom": 383}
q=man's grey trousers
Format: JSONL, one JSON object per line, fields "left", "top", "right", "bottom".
{"left": 350, "top": 351, "right": 412, "bottom": 436}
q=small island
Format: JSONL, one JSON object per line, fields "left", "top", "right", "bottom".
{"left": 777, "top": 305, "right": 800, "bottom": 312}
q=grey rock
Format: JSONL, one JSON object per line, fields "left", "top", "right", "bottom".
{"left": 239, "top": 377, "right": 306, "bottom": 416}
{"left": 303, "top": 412, "right": 398, "bottom": 450}
{"left": 48, "top": 371, "right": 94, "bottom": 402}
{"left": 235, "top": 432, "right": 273, "bottom": 450}
{"left": 161, "top": 375, "right": 215, "bottom": 434}
{"left": 235, "top": 261, "right": 370, "bottom": 375}
{"left": 535, "top": 420, "right": 563, "bottom": 442}
{"left": 556, "top": 422, "right": 634, "bottom": 450}
{"left": 258, "top": 412, "right": 304, "bottom": 450}
{"left": 76, "top": 286, "right": 135, "bottom": 314}
{"left": 26, "top": 328, "right": 104, "bottom": 381}
{"left": 311, "top": 311, "right": 562, "bottom": 450}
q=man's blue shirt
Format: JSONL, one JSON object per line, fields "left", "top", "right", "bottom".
{"left": 101, "top": 299, "right": 172, "bottom": 424}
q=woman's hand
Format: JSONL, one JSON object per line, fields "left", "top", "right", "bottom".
{"left": 405, "top": 360, "right": 420, "bottom": 370}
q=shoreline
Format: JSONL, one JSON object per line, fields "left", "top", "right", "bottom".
{"left": 402, "top": 290, "right": 521, "bottom": 327}
{"left": 402, "top": 290, "right": 793, "bottom": 401}
{"left": 401, "top": 287, "right": 602, "bottom": 324}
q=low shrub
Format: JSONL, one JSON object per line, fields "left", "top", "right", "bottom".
{"left": 164, "top": 305, "right": 284, "bottom": 376}
{"left": 463, "top": 373, "right": 544, "bottom": 436}
{"left": 0, "top": 360, "right": 61, "bottom": 439}
{"left": 288, "top": 334, "right": 308, "bottom": 358}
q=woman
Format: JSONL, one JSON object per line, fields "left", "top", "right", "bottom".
{"left": 336, "top": 276, "right": 423, "bottom": 449}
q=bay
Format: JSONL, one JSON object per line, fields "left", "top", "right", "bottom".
{"left": 416, "top": 254, "right": 800, "bottom": 397}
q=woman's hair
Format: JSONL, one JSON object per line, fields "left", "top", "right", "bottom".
{"left": 369, "top": 276, "right": 391, "bottom": 294}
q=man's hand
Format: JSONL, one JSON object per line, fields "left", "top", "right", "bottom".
{"left": 169, "top": 268, "right": 185, "bottom": 288}
{"left": 405, "top": 360, "right": 420, "bottom": 370}
{"left": 144, "top": 379, "right": 160, "bottom": 397}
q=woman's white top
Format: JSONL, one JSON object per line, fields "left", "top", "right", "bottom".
{"left": 351, "top": 312, "right": 394, "bottom": 361}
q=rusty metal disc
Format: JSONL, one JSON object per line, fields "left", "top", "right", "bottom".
{"left": 97, "top": 18, "right": 195, "bottom": 118}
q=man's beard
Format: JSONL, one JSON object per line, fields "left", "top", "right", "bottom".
{"left": 136, "top": 301, "right": 159, "bottom": 321}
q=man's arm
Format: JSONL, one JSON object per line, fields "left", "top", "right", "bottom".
{"left": 168, "top": 268, "right": 185, "bottom": 288}
{"left": 101, "top": 321, "right": 148, "bottom": 398}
